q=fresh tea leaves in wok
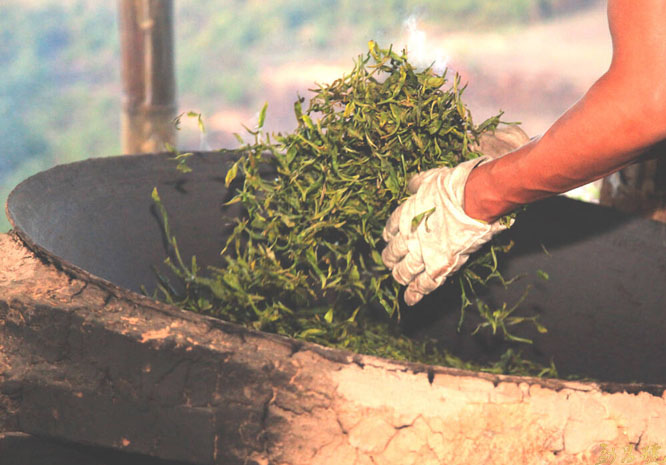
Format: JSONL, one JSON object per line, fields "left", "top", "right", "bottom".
{"left": 151, "top": 42, "right": 552, "bottom": 376}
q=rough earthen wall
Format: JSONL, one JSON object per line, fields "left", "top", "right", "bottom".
{"left": 1, "top": 233, "right": 665, "bottom": 465}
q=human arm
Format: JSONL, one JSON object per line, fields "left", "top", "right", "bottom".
{"left": 464, "top": 0, "right": 666, "bottom": 222}
{"left": 382, "top": 0, "right": 666, "bottom": 305}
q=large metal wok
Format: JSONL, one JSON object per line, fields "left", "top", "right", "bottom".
{"left": 7, "top": 151, "right": 666, "bottom": 385}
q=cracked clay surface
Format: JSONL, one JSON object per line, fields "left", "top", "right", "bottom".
{"left": 1, "top": 232, "right": 666, "bottom": 465}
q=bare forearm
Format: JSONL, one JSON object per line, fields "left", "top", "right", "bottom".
{"left": 464, "top": 0, "right": 666, "bottom": 223}
{"left": 465, "top": 74, "right": 666, "bottom": 222}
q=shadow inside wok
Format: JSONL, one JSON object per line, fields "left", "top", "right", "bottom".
{"left": 7, "top": 152, "right": 666, "bottom": 385}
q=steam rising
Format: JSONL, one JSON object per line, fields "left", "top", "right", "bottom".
{"left": 403, "top": 16, "right": 449, "bottom": 74}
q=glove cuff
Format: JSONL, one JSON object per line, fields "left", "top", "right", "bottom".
{"left": 420, "top": 156, "right": 511, "bottom": 278}
{"left": 444, "top": 156, "right": 510, "bottom": 233}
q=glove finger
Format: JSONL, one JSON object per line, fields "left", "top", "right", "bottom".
{"left": 404, "top": 286, "right": 424, "bottom": 306}
{"left": 470, "top": 126, "right": 529, "bottom": 158}
{"left": 381, "top": 234, "right": 409, "bottom": 269}
{"left": 399, "top": 196, "right": 421, "bottom": 237}
{"left": 407, "top": 172, "right": 426, "bottom": 194}
{"left": 407, "top": 169, "right": 440, "bottom": 194}
{"left": 427, "top": 249, "right": 471, "bottom": 283}
{"left": 382, "top": 202, "right": 405, "bottom": 242}
{"left": 404, "top": 271, "right": 447, "bottom": 306}
{"left": 391, "top": 248, "right": 425, "bottom": 285}
{"left": 404, "top": 272, "right": 442, "bottom": 305}
{"left": 493, "top": 125, "right": 529, "bottom": 149}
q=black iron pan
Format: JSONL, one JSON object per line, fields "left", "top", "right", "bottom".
{"left": 7, "top": 152, "right": 666, "bottom": 384}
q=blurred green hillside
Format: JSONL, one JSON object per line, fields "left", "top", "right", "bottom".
{"left": 0, "top": 0, "right": 598, "bottom": 232}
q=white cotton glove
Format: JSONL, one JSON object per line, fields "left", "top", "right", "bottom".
{"left": 381, "top": 156, "right": 513, "bottom": 306}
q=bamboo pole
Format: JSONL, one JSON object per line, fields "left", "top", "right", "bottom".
{"left": 118, "top": 0, "right": 176, "bottom": 154}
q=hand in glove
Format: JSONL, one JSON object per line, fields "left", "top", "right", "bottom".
{"left": 381, "top": 126, "right": 529, "bottom": 306}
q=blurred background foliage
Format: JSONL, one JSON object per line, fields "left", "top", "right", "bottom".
{"left": 1, "top": 0, "right": 600, "bottom": 232}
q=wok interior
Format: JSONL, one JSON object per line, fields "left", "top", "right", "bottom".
{"left": 8, "top": 152, "right": 666, "bottom": 384}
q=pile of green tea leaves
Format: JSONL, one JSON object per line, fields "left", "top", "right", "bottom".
{"left": 152, "top": 42, "right": 555, "bottom": 377}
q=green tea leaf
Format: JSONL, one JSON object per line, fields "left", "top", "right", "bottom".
{"left": 258, "top": 102, "right": 268, "bottom": 129}
{"left": 151, "top": 187, "right": 161, "bottom": 203}
{"left": 225, "top": 160, "right": 239, "bottom": 187}
{"left": 411, "top": 207, "right": 436, "bottom": 231}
